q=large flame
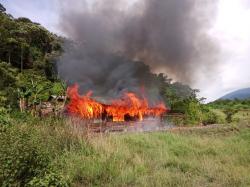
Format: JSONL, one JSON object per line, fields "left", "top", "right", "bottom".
{"left": 67, "top": 84, "right": 168, "bottom": 122}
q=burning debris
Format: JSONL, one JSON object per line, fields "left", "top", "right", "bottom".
{"left": 66, "top": 84, "right": 168, "bottom": 122}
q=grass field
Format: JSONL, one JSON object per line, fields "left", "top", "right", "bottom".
{"left": 1, "top": 117, "right": 250, "bottom": 186}
{"left": 62, "top": 124, "right": 250, "bottom": 186}
{"left": 234, "top": 110, "right": 250, "bottom": 122}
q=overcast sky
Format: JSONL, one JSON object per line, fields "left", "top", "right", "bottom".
{"left": 1, "top": 0, "right": 250, "bottom": 101}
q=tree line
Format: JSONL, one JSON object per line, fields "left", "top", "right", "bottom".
{"left": 0, "top": 3, "right": 65, "bottom": 115}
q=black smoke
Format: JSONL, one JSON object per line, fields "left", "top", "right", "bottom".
{"left": 57, "top": 0, "right": 218, "bottom": 99}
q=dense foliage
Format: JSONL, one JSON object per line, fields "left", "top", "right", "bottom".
{"left": 0, "top": 118, "right": 69, "bottom": 186}
{"left": 207, "top": 99, "right": 250, "bottom": 123}
{"left": 156, "top": 73, "right": 221, "bottom": 125}
{"left": 0, "top": 4, "right": 64, "bottom": 112}
{"left": 208, "top": 99, "right": 250, "bottom": 110}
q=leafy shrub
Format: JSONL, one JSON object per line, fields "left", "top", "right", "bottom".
{"left": 0, "top": 118, "right": 76, "bottom": 186}
{"left": 184, "top": 100, "right": 202, "bottom": 125}
{"left": 202, "top": 110, "right": 219, "bottom": 125}
{"left": 0, "top": 108, "right": 12, "bottom": 126}
{"left": 0, "top": 126, "right": 51, "bottom": 186}
{"left": 10, "top": 110, "right": 38, "bottom": 124}
{"left": 0, "top": 116, "right": 10, "bottom": 126}
{"left": 224, "top": 109, "right": 238, "bottom": 123}
{"left": 171, "top": 98, "right": 203, "bottom": 126}
{"left": 27, "top": 171, "right": 68, "bottom": 187}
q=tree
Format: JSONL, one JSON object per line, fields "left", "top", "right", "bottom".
{"left": 0, "top": 62, "right": 18, "bottom": 108}
{"left": 0, "top": 5, "right": 63, "bottom": 113}
{"left": 6, "top": 38, "right": 18, "bottom": 64}
{"left": 17, "top": 87, "right": 31, "bottom": 112}
{"left": 0, "top": 3, "right": 6, "bottom": 12}
{"left": 16, "top": 72, "right": 53, "bottom": 114}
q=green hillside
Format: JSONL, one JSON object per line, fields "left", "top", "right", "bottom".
{"left": 220, "top": 88, "right": 250, "bottom": 100}
{"left": 0, "top": 5, "right": 65, "bottom": 112}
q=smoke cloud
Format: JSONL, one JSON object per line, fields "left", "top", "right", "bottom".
{"left": 57, "top": 0, "right": 219, "bottom": 99}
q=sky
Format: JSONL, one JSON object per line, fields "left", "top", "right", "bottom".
{"left": 1, "top": 0, "right": 250, "bottom": 101}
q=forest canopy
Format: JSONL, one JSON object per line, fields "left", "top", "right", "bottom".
{"left": 0, "top": 3, "right": 64, "bottom": 111}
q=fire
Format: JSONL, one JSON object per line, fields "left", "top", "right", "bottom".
{"left": 67, "top": 84, "right": 168, "bottom": 122}
{"left": 67, "top": 85, "right": 103, "bottom": 119}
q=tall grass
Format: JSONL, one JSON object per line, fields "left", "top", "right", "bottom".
{"left": 1, "top": 117, "right": 250, "bottom": 186}
{"left": 57, "top": 122, "right": 250, "bottom": 186}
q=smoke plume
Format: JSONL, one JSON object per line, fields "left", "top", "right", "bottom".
{"left": 57, "top": 0, "right": 218, "bottom": 99}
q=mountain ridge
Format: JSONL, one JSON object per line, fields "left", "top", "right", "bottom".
{"left": 220, "top": 88, "right": 250, "bottom": 100}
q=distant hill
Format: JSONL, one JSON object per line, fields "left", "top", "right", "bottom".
{"left": 220, "top": 88, "right": 250, "bottom": 100}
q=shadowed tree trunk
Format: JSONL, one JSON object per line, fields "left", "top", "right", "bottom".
{"left": 20, "top": 45, "right": 23, "bottom": 72}
{"left": 8, "top": 50, "right": 11, "bottom": 64}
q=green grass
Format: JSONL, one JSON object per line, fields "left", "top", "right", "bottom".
{"left": 56, "top": 123, "right": 250, "bottom": 186}
{"left": 234, "top": 110, "right": 250, "bottom": 122}
{"left": 1, "top": 117, "right": 250, "bottom": 186}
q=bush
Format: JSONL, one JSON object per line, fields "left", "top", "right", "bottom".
{"left": 224, "top": 109, "right": 238, "bottom": 123}
{"left": 27, "top": 171, "right": 68, "bottom": 187}
{"left": 10, "top": 110, "right": 38, "bottom": 123}
{"left": 0, "top": 109, "right": 11, "bottom": 126}
{"left": 0, "top": 125, "right": 51, "bottom": 185}
{"left": 0, "top": 118, "right": 75, "bottom": 186}
{"left": 202, "top": 110, "right": 219, "bottom": 125}
{"left": 184, "top": 101, "right": 202, "bottom": 125}
{"left": 171, "top": 98, "right": 203, "bottom": 126}
{"left": 0, "top": 114, "right": 11, "bottom": 126}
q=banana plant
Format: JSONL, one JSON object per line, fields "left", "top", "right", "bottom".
{"left": 17, "top": 87, "right": 32, "bottom": 112}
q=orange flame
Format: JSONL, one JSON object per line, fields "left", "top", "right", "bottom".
{"left": 67, "top": 84, "right": 168, "bottom": 122}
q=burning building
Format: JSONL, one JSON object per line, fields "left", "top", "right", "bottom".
{"left": 66, "top": 84, "right": 167, "bottom": 122}
{"left": 56, "top": 0, "right": 218, "bottom": 129}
